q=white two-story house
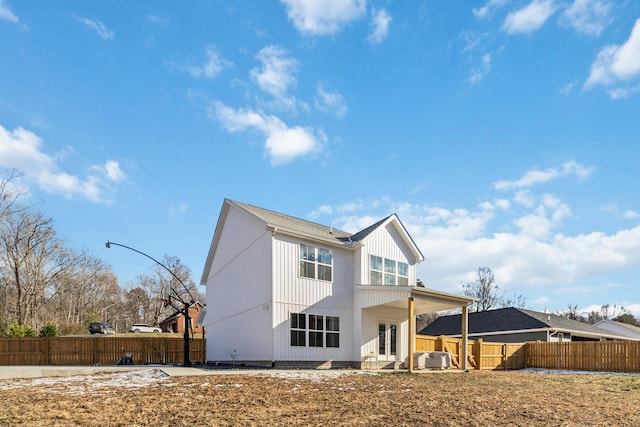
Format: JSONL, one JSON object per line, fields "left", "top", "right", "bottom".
{"left": 200, "top": 199, "right": 474, "bottom": 369}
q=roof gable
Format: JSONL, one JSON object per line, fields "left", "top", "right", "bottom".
{"left": 350, "top": 214, "right": 424, "bottom": 263}
{"left": 201, "top": 199, "right": 425, "bottom": 284}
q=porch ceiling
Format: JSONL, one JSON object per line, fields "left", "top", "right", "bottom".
{"left": 356, "top": 285, "right": 475, "bottom": 314}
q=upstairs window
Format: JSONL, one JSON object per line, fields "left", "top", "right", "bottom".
{"left": 370, "top": 255, "right": 409, "bottom": 286}
{"left": 299, "top": 244, "right": 333, "bottom": 281}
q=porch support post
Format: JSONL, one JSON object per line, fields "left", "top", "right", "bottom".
{"left": 408, "top": 297, "right": 415, "bottom": 373}
{"left": 461, "top": 304, "right": 469, "bottom": 371}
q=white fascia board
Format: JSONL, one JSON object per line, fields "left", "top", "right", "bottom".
{"left": 383, "top": 215, "right": 424, "bottom": 263}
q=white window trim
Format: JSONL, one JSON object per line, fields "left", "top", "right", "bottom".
{"left": 369, "top": 255, "right": 409, "bottom": 286}
{"left": 299, "top": 244, "right": 333, "bottom": 282}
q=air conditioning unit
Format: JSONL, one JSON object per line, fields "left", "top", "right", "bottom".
{"left": 424, "top": 351, "right": 451, "bottom": 369}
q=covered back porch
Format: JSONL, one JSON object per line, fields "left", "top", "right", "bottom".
{"left": 356, "top": 285, "right": 476, "bottom": 371}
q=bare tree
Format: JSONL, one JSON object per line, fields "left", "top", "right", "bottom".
{"left": 152, "top": 255, "right": 199, "bottom": 321}
{"left": 51, "top": 249, "right": 119, "bottom": 329}
{"left": 586, "top": 304, "right": 629, "bottom": 324}
{"left": 0, "top": 169, "right": 26, "bottom": 224}
{"left": 463, "top": 267, "right": 501, "bottom": 312}
{"left": 123, "top": 286, "right": 151, "bottom": 324}
{"left": 613, "top": 313, "right": 640, "bottom": 326}
{"left": 462, "top": 267, "right": 527, "bottom": 312}
{"left": 561, "top": 304, "right": 588, "bottom": 323}
{"left": 0, "top": 208, "right": 73, "bottom": 328}
{"left": 501, "top": 292, "right": 527, "bottom": 309}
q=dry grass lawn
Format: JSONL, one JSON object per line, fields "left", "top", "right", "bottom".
{"left": 1, "top": 369, "right": 639, "bottom": 426}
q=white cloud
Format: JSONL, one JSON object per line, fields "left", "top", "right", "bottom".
{"left": 584, "top": 19, "right": 640, "bottom": 92}
{"left": 367, "top": 8, "right": 391, "bottom": 44}
{"left": 560, "top": 80, "right": 578, "bottom": 95}
{"left": 314, "top": 82, "right": 348, "bottom": 118}
{"left": 188, "top": 46, "right": 232, "bottom": 79}
{"left": 0, "top": 125, "right": 126, "bottom": 203}
{"left": 74, "top": 16, "right": 114, "bottom": 40}
{"left": 322, "top": 196, "right": 640, "bottom": 303}
{"left": 146, "top": 15, "right": 168, "bottom": 24}
{"left": 469, "top": 53, "right": 492, "bottom": 84}
{"left": 560, "top": 0, "right": 611, "bottom": 36}
{"left": 503, "top": 0, "right": 557, "bottom": 35}
{"left": 169, "top": 202, "right": 189, "bottom": 216}
{"left": 309, "top": 160, "right": 638, "bottom": 311}
{"left": 250, "top": 46, "right": 299, "bottom": 110}
{"left": 209, "top": 101, "right": 324, "bottom": 165}
{"left": 102, "top": 160, "right": 126, "bottom": 182}
{"left": 514, "top": 196, "right": 571, "bottom": 239}
{"left": 473, "top": 0, "right": 509, "bottom": 19}
{"left": 493, "top": 160, "right": 593, "bottom": 190}
{"left": 623, "top": 210, "right": 640, "bottom": 220}
{"left": 281, "top": 0, "right": 366, "bottom": 36}
{"left": 0, "top": 0, "right": 18, "bottom": 23}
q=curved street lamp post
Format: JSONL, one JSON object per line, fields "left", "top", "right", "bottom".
{"left": 105, "top": 241, "right": 195, "bottom": 367}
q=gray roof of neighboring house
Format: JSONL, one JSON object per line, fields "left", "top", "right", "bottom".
{"left": 419, "top": 307, "right": 629, "bottom": 340}
{"left": 594, "top": 319, "right": 640, "bottom": 337}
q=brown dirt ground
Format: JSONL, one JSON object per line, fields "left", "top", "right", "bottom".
{"left": 1, "top": 369, "right": 639, "bottom": 426}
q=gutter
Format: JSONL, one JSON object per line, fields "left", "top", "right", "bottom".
{"left": 266, "top": 225, "right": 364, "bottom": 250}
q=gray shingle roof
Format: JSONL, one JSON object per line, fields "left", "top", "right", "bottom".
{"left": 419, "top": 307, "right": 627, "bottom": 339}
{"left": 230, "top": 199, "right": 354, "bottom": 243}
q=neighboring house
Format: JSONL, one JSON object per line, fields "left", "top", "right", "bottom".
{"left": 594, "top": 319, "right": 640, "bottom": 340}
{"left": 159, "top": 302, "right": 206, "bottom": 335}
{"left": 420, "top": 307, "right": 631, "bottom": 342}
{"left": 200, "top": 199, "right": 476, "bottom": 369}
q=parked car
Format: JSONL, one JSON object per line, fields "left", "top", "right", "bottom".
{"left": 129, "top": 323, "right": 162, "bottom": 333}
{"left": 89, "top": 322, "right": 115, "bottom": 335}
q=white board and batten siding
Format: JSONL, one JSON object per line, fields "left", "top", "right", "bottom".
{"left": 272, "top": 233, "right": 355, "bottom": 361}
{"left": 203, "top": 206, "right": 273, "bottom": 361}
{"left": 360, "top": 305, "right": 409, "bottom": 358}
{"left": 357, "top": 221, "right": 418, "bottom": 286}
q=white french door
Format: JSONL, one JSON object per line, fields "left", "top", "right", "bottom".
{"left": 377, "top": 322, "right": 398, "bottom": 361}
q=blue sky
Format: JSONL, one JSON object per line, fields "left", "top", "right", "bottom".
{"left": 1, "top": 0, "right": 639, "bottom": 318}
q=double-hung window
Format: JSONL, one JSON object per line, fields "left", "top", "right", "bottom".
{"left": 309, "top": 315, "right": 324, "bottom": 347}
{"left": 290, "top": 313, "right": 306, "bottom": 346}
{"left": 290, "top": 313, "right": 340, "bottom": 348}
{"left": 370, "top": 255, "right": 409, "bottom": 286}
{"left": 299, "top": 244, "right": 332, "bottom": 281}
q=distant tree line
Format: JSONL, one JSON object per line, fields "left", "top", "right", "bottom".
{"left": 560, "top": 304, "right": 639, "bottom": 326}
{"left": 0, "top": 170, "right": 202, "bottom": 336}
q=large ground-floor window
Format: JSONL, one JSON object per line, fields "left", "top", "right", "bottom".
{"left": 290, "top": 313, "right": 340, "bottom": 348}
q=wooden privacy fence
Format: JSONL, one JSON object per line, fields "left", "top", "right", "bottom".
{"left": 527, "top": 340, "right": 640, "bottom": 373}
{"left": 0, "top": 337, "right": 205, "bottom": 366}
{"left": 416, "top": 335, "right": 526, "bottom": 370}
{"left": 417, "top": 335, "right": 640, "bottom": 373}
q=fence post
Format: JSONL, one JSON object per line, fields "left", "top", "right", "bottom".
{"left": 503, "top": 343, "right": 507, "bottom": 370}
{"left": 476, "top": 339, "right": 483, "bottom": 370}
{"left": 43, "top": 337, "right": 49, "bottom": 365}
{"left": 438, "top": 335, "right": 446, "bottom": 352}
{"left": 93, "top": 338, "right": 99, "bottom": 366}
